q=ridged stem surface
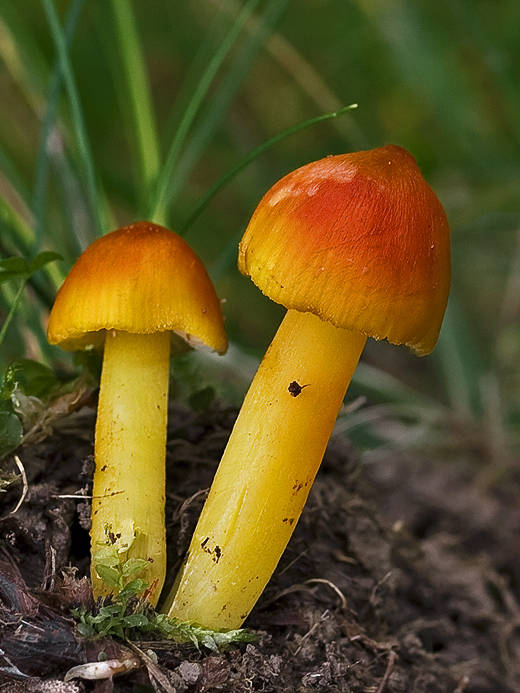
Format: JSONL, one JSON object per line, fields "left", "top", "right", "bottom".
{"left": 165, "top": 309, "right": 365, "bottom": 627}
{"left": 91, "top": 330, "right": 170, "bottom": 604}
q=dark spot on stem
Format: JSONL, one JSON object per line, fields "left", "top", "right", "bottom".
{"left": 100, "top": 465, "right": 107, "bottom": 471}
{"left": 288, "top": 381, "right": 310, "bottom": 397}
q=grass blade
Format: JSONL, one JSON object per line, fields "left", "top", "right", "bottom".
{"left": 0, "top": 195, "right": 35, "bottom": 251}
{"left": 0, "top": 280, "right": 26, "bottom": 349}
{"left": 33, "top": 0, "right": 86, "bottom": 251}
{"left": 168, "top": 0, "right": 289, "bottom": 208}
{"left": 41, "top": 0, "right": 102, "bottom": 238}
{"left": 0, "top": 145, "right": 31, "bottom": 208}
{"left": 149, "top": 0, "right": 263, "bottom": 225}
{"left": 181, "top": 104, "right": 358, "bottom": 235}
{"left": 218, "top": 0, "right": 365, "bottom": 146}
{"left": 0, "top": 195, "right": 64, "bottom": 308}
{"left": 0, "top": 6, "right": 49, "bottom": 117}
{"left": 107, "top": 0, "right": 161, "bottom": 209}
{"left": 434, "top": 296, "right": 486, "bottom": 419}
{"left": 352, "top": 362, "right": 442, "bottom": 410}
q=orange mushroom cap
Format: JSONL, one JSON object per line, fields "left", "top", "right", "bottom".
{"left": 48, "top": 222, "right": 227, "bottom": 354}
{"left": 238, "top": 145, "right": 451, "bottom": 355}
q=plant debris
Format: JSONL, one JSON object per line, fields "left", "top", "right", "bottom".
{"left": 0, "top": 398, "right": 518, "bottom": 691}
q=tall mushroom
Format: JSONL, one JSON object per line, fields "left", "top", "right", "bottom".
{"left": 165, "top": 145, "right": 450, "bottom": 627}
{"left": 48, "top": 222, "right": 227, "bottom": 604}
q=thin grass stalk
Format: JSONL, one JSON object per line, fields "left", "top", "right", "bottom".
{"left": 0, "top": 146, "right": 31, "bottom": 207}
{"left": 0, "top": 196, "right": 63, "bottom": 289}
{"left": 108, "top": 0, "right": 160, "bottom": 209}
{"left": 41, "top": 0, "right": 102, "bottom": 238}
{"left": 0, "top": 280, "right": 26, "bottom": 348}
{"left": 0, "top": 6, "right": 49, "bottom": 116}
{"left": 181, "top": 104, "right": 358, "bottom": 235}
{"left": 33, "top": 0, "right": 85, "bottom": 251}
{"left": 168, "top": 0, "right": 288, "bottom": 207}
{"left": 149, "top": 0, "right": 263, "bottom": 225}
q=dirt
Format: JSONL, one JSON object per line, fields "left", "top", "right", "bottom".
{"left": 0, "top": 399, "right": 519, "bottom": 692}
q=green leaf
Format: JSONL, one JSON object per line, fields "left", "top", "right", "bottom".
{"left": 2, "top": 359, "right": 61, "bottom": 400}
{"left": 0, "top": 257, "right": 28, "bottom": 274}
{"left": 71, "top": 584, "right": 255, "bottom": 646}
{"left": 118, "top": 578, "right": 147, "bottom": 599}
{"left": 76, "top": 621, "right": 94, "bottom": 637}
{"left": 0, "top": 271, "right": 26, "bottom": 286}
{"left": 97, "top": 604, "right": 122, "bottom": 618}
{"left": 92, "top": 543, "right": 120, "bottom": 567}
{"left": 0, "top": 408, "right": 23, "bottom": 458}
{"left": 27, "top": 251, "right": 63, "bottom": 275}
{"left": 112, "top": 624, "right": 125, "bottom": 640}
{"left": 123, "top": 613, "right": 149, "bottom": 628}
{"left": 0, "top": 252, "right": 61, "bottom": 281}
{"left": 121, "top": 557, "right": 149, "bottom": 578}
{"left": 210, "top": 628, "right": 257, "bottom": 648}
{"left": 95, "top": 564, "right": 121, "bottom": 588}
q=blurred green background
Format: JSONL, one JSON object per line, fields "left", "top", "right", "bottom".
{"left": 0, "top": 0, "right": 518, "bottom": 463}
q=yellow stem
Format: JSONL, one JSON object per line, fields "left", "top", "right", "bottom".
{"left": 91, "top": 330, "right": 171, "bottom": 605}
{"left": 164, "top": 309, "right": 366, "bottom": 627}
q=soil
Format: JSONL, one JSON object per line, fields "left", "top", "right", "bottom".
{"left": 0, "top": 398, "right": 518, "bottom": 692}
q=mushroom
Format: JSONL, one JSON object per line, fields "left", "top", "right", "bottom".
{"left": 48, "top": 222, "right": 227, "bottom": 604}
{"left": 164, "top": 145, "right": 450, "bottom": 627}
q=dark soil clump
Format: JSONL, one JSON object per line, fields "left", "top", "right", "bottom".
{"left": 1, "top": 400, "right": 518, "bottom": 692}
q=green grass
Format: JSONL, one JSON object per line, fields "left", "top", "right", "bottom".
{"left": 0, "top": 0, "right": 517, "bottom": 462}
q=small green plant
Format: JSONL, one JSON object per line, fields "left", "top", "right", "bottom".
{"left": 92, "top": 530, "right": 150, "bottom": 594}
{"left": 0, "top": 251, "right": 64, "bottom": 458}
{"left": 0, "top": 356, "right": 93, "bottom": 459}
{"left": 75, "top": 540, "right": 255, "bottom": 650}
{"left": 0, "top": 359, "right": 59, "bottom": 458}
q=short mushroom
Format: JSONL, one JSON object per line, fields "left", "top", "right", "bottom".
{"left": 165, "top": 145, "right": 450, "bottom": 627}
{"left": 48, "top": 221, "right": 227, "bottom": 604}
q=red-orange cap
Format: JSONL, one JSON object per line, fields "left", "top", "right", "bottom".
{"left": 238, "top": 145, "right": 450, "bottom": 355}
{"left": 48, "top": 222, "right": 227, "bottom": 354}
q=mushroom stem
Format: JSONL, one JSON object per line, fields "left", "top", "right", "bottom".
{"left": 91, "top": 330, "right": 171, "bottom": 605}
{"left": 164, "top": 309, "right": 366, "bottom": 628}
